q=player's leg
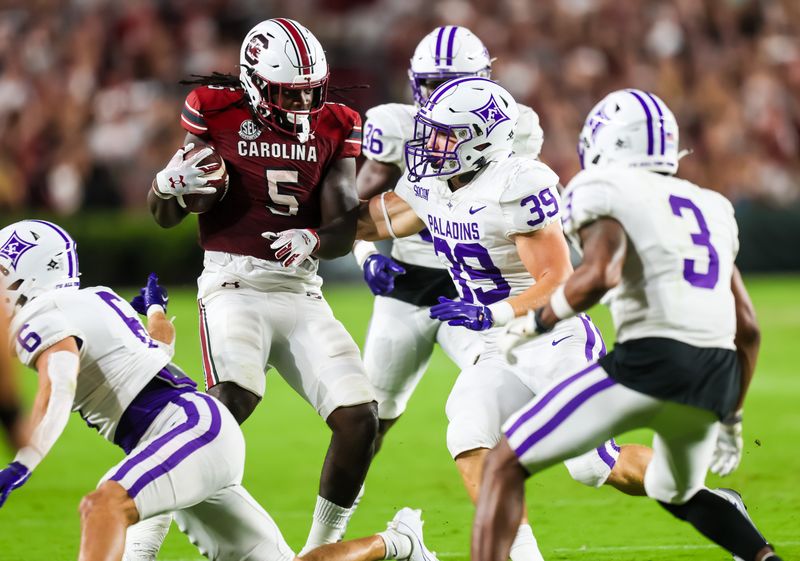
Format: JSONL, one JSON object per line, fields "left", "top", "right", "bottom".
{"left": 198, "top": 290, "right": 270, "bottom": 423}
{"left": 122, "top": 513, "right": 172, "bottom": 561}
{"left": 446, "top": 359, "right": 545, "bottom": 561}
{"left": 78, "top": 480, "right": 140, "bottom": 561}
{"left": 474, "top": 362, "right": 659, "bottom": 561}
{"left": 362, "top": 295, "right": 439, "bottom": 454}
{"left": 647, "top": 404, "right": 782, "bottom": 561}
{"left": 268, "top": 291, "right": 378, "bottom": 551}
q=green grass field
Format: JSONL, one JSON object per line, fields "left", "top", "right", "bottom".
{"left": 1, "top": 276, "right": 798, "bottom": 560}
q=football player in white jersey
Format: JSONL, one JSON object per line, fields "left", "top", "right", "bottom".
{"left": 354, "top": 26, "right": 545, "bottom": 458}
{"left": 318, "top": 78, "right": 652, "bottom": 560}
{"left": 0, "top": 220, "right": 441, "bottom": 561}
{"left": 472, "top": 90, "right": 782, "bottom": 561}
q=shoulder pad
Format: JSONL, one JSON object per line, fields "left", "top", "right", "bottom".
{"left": 362, "top": 104, "right": 416, "bottom": 165}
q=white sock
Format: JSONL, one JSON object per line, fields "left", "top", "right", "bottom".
{"left": 300, "top": 496, "right": 351, "bottom": 555}
{"left": 339, "top": 485, "right": 366, "bottom": 540}
{"left": 510, "top": 523, "right": 545, "bottom": 561}
{"left": 123, "top": 512, "right": 173, "bottom": 561}
{"left": 377, "top": 529, "right": 413, "bottom": 560}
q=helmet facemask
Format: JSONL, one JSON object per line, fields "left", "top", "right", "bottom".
{"left": 405, "top": 115, "right": 475, "bottom": 181}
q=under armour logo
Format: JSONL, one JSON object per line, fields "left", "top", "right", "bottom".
{"left": 169, "top": 175, "right": 186, "bottom": 189}
{"left": 222, "top": 281, "right": 240, "bottom": 288}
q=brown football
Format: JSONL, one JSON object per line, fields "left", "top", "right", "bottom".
{"left": 181, "top": 144, "right": 229, "bottom": 214}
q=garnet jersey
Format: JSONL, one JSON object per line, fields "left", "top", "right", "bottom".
{"left": 181, "top": 85, "right": 362, "bottom": 261}
{"left": 562, "top": 166, "right": 739, "bottom": 349}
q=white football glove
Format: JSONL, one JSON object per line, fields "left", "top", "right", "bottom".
{"left": 709, "top": 416, "right": 743, "bottom": 477}
{"left": 497, "top": 310, "right": 540, "bottom": 365}
{"left": 154, "top": 143, "right": 219, "bottom": 208}
{"left": 262, "top": 228, "right": 320, "bottom": 268}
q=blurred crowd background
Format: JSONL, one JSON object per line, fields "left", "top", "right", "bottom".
{"left": 0, "top": 0, "right": 798, "bottom": 215}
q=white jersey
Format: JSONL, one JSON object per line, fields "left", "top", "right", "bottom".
{"left": 394, "top": 155, "right": 561, "bottom": 307}
{"left": 10, "top": 287, "right": 172, "bottom": 442}
{"left": 562, "top": 166, "right": 739, "bottom": 349}
{"left": 363, "top": 102, "right": 544, "bottom": 269}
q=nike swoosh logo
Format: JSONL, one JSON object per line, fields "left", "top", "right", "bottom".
{"left": 551, "top": 335, "right": 574, "bottom": 346}
{"left": 468, "top": 205, "right": 487, "bottom": 214}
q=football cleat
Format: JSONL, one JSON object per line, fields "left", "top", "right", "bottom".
{"left": 390, "top": 507, "right": 439, "bottom": 561}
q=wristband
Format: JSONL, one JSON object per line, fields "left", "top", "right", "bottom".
{"left": 722, "top": 408, "right": 743, "bottom": 426}
{"left": 488, "top": 301, "right": 515, "bottom": 327}
{"left": 549, "top": 284, "right": 576, "bottom": 320}
{"left": 353, "top": 240, "right": 379, "bottom": 269}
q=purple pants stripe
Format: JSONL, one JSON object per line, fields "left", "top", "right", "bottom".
{"left": 595, "top": 441, "right": 616, "bottom": 469}
{"left": 579, "top": 314, "right": 596, "bottom": 361}
{"left": 127, "top": 394, "right": 222, "bottom": 498}
{"left": 610, "top": 438, "right": 620, "bottom": 453}
{"left": 111, "top": 397, "right": 200, "bottom": 483}
{"left": 627, "top": 89, "right": 654, "bottom": 156}
{"left": 514, "top": 377, "right": 617, "bottom": 458}
{"left": 595, "top": 322, "right": 607, "bottom": 357}
{"left": 505, "top": 362, "right": 601, "bottom": 438}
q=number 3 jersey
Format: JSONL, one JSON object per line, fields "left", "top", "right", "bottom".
{"left": 181, "top": 86, "right": 362, "bottom": 263}
{"left": 10, "top": 287, "right": 172, "bottom": 443}
{"left": 562, "top": 166, "right": 739, "bottom": 349}
{"left": 394, "top": 155, "right": 561, "bottom": 304}
{"left": 363, "top": 102, "right": 544, "bottom": 269}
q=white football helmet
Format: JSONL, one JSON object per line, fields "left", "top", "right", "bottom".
{"left": 409, "top": 26, "right": 492, "bottom": 106}
{"left": 578, "top": 89, "right": 679, "bottom": 174}
{"left": 0, "top": 220, "right": 80, "bottom": 316}
{"left": 405, "top": 77, "right": 519, "bottom": 181}
{"left": 239, "top": 18, "right": 328, "bottom": 140}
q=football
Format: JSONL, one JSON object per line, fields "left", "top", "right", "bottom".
{"left": 181, "top": 144, "right": 229, "bottom": 214}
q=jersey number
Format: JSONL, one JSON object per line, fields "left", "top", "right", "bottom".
{"left": 432, "top": 237, "right": 510, "bottom": 305}
{"left": 520, "top": 187, "right": 559, "bottom": 227}
{"left": 265, "top": 169, "right": 300, "bottom": 216}
{"left": 97, "top": 291, "right": 158, "bottom": 348}
{"left": 17, "top": 323, "right": 42, "bottom": 353}
{"left": 669, "top": 195, "right": 720, "bottom": 289}
{"left": 363, "top": 124, "right": 384, "bottom": 155}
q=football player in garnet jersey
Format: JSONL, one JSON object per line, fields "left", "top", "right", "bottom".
{"left": 0, "top": 286, "right": 25, "bottom": 450}
{"left": 143, "top": 18, "right": 377, "bottom": 556}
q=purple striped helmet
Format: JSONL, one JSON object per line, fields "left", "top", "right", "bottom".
{"left": 408, "top": 26, "right": 492, "bottom": 107}
{"left": 578, "top": 89, "right": 679, "bottom": 174}
{"left": 0, "top": 220, "right": 80, "bottom": 315}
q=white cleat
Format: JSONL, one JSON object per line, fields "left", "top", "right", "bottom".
{"left": 390, "top": 507, "right": 439, "bottom": 561}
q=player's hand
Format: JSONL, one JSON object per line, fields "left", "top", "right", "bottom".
{"left": 154, "top": 143, "right": 219, "bottom": 208}
{"left": 130, "top": 273, "right": 169, "bottom": 316}
{"left": 710, "top": 417, "right": 743, "bottom": 477}
{"left": 363, "top": 254, "right": 406, "bottom": 295}
{"left": 429, "top": 296, "right": 494, "bottom": 331}
{"left": 497, "top": 310, "right": 540, "bottom": 365}
{"left": 262, "top": 229, "right": 320, "bottom": 268}
{"left": 0, "top": 461, "right": 31, "bottom": 508}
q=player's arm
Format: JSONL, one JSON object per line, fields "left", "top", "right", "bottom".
{"left": 357, "top": 191, "right": 425, "bottom": 241}
{"left": 357, "top": 159, "right": 403, "bottom": 199}
{"left": 314, "top": 157, "right": 361, "bottom": 259}
{"left": 730, "top": 266, "right": 760, "bottom": 411}
{"left": 147, "top": 132, "right": 211, "bottom": 228}
{"left": 129, "top": 273, "right": 175, "bottom": 355}
{"left": 536, "top": 217, "right": 627, "bottom": 329}
{"left": 0, "top": 337, "right": 79, "bottom": 507}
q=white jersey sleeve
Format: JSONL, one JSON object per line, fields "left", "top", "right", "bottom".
{"left": 499, "top": 160, "right": 562, "bottom": 238}
{"left": 362, "top": 104, "right": 416, "bottom": 169}
{"left": 513, "top": 103, "right": 544, "bottom": 159}
{"left": 12, "top": 297, "right": 83, "bottom": 367}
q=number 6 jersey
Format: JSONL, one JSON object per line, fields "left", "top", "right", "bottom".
{"left": 394, "top": 155, "right": 561, "bottom": 306}
{"left": 562, "top": 165, "right": 739, "bottom": 349}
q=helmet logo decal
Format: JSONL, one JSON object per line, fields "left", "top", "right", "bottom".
{"left": 470, "top": 94, "right": 509, "bottom": 134}
{"left": 239, "top": 119, "right": 262, "bottom": 140}
{"left": 0, "top": 231, "right": 36, "bottom": 269}
{"left": 244, "top": 33, "right": 268, "bottom": 66}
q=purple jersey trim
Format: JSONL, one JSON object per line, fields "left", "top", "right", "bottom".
{"left": 595, "top": 440, "right": 617, "bottom": 469}
{"left": 579, "top": 314, "right": 597, "bottom": 361}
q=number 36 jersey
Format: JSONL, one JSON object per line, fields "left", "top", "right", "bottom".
{"left": 363, "top": 102, "right": 544, "bottom": 270}
{"left": 562, "top": 166, "right": 739, "bottom": 349}
{"left": 394, "top": 156, "right": 561, "bottom": 305}
{"left": 10, "top": 287, "right": 172, "bottom": 443}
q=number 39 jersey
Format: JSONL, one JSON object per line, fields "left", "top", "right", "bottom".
{"left": 363, "top": 102, "right": 544, "bottom": 269}
{"left": 562, "top": 166, "right": 739, "bottom": 349}
{"left": 10, "top": 287, "right": 172, "bottom": 443}
{"left": 181, "top": 86, "right": 362, "bottom": 262}
{"left": 394, "top": 155, "right": 561, "bottom": 305}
